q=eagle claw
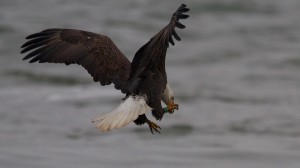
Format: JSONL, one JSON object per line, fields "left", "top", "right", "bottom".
{"left": 168, "top": 102, "right": 179, "bottom": 114}
{"left": 146, "top": 120, "right": 161, "bottom": 134}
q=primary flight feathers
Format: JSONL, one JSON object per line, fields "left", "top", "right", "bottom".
{"left": 21, "top": 29, "right": 131, "bottom": 93}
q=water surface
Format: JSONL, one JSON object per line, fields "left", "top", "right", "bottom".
{"left": 1, "top": 0, "right": 300, "bottom": 168}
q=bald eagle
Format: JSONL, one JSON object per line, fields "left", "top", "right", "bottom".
{"left": 21, "top": 4, "right": 189, "bottom": 134}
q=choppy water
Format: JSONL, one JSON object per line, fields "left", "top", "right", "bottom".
{"left": 1, "top": 0, "right": 300, "bottom": 168}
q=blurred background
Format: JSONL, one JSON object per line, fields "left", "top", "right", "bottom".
{"left": 1, "top": 0, "right": 300, "bottom": 167}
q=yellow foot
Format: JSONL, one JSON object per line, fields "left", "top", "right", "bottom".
{"left": 167, "top": 101, "right": 179, "bottom": 114}
{"left": 146, "top": 120, "right": 161, "bottom": 134}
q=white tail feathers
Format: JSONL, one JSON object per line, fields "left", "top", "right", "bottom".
{"left": 92, "top": 95, "right": 152, "bottom": 132}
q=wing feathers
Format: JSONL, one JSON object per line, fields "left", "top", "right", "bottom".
{"left": 178, "top": 4, "right": 189, "bottom": 12}
{"left": 128, "top": 4, "right": 189, "bottom": 88}
{"left": 168, "top": 4, "right": 189, "bottom": 45}
{"left": 175, "top": 20, "right": 186, "bottom": 29}
{"left": 21, "top": 40, "right": 49, "bottom": 53}
{"left": 172, "top": 29, "right": 181, "bottom": 41}
{"left": 169, "top": 35, "right": 175, "bottom": 46}
{"left": 21, "top": 29, "right": 131, "bottom": 93}
{"left": 22, "top": 36, "right": 50, "bottom": 48}
{"left": 177, "top": 13, "right": 189, "bottom": 19}
{"left": 23, "top": 46, "right": 45, "bottom": 61}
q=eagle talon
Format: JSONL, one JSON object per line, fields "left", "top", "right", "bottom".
{"left": 146, "top": 120, "right": 161, "bottom": 134}
{"left": 167, "top": 102, "right": 179, "bottom": 114}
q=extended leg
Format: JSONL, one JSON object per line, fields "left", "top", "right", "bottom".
{"left": 134, "top": 114, "right": 161, "bottom": 134}
{"left": 146, "top": 119, "right": 161, "bottom": 134}
{"left": 164, "top": 99, "right": 178, "bottom": 114}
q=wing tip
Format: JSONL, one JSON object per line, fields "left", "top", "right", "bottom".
{"left": 179, "top": 4, "right": 190, "bottom": 12}
{"left": 173, "top": 4, "right": 190, "bottom": 22}
{"left": 166, "top": 3, "right": 189, "bottom": 44}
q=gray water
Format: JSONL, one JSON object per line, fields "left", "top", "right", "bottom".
{"left": 1, "top": 0, "right": 300, "bottom": 168}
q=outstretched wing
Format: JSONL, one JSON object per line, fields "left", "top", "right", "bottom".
{"left": 127, "top": 4, "right": 189, "bottom": 92}
{"left": 126, "top": 4, "right": 189, "bottom": 120}
{"left": 21, "top": 29, "right": 131, "bottom": 93}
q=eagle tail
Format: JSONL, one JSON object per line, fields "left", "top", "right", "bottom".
{"left": 92, "top": 95, "right": 152, "bottom": 131}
